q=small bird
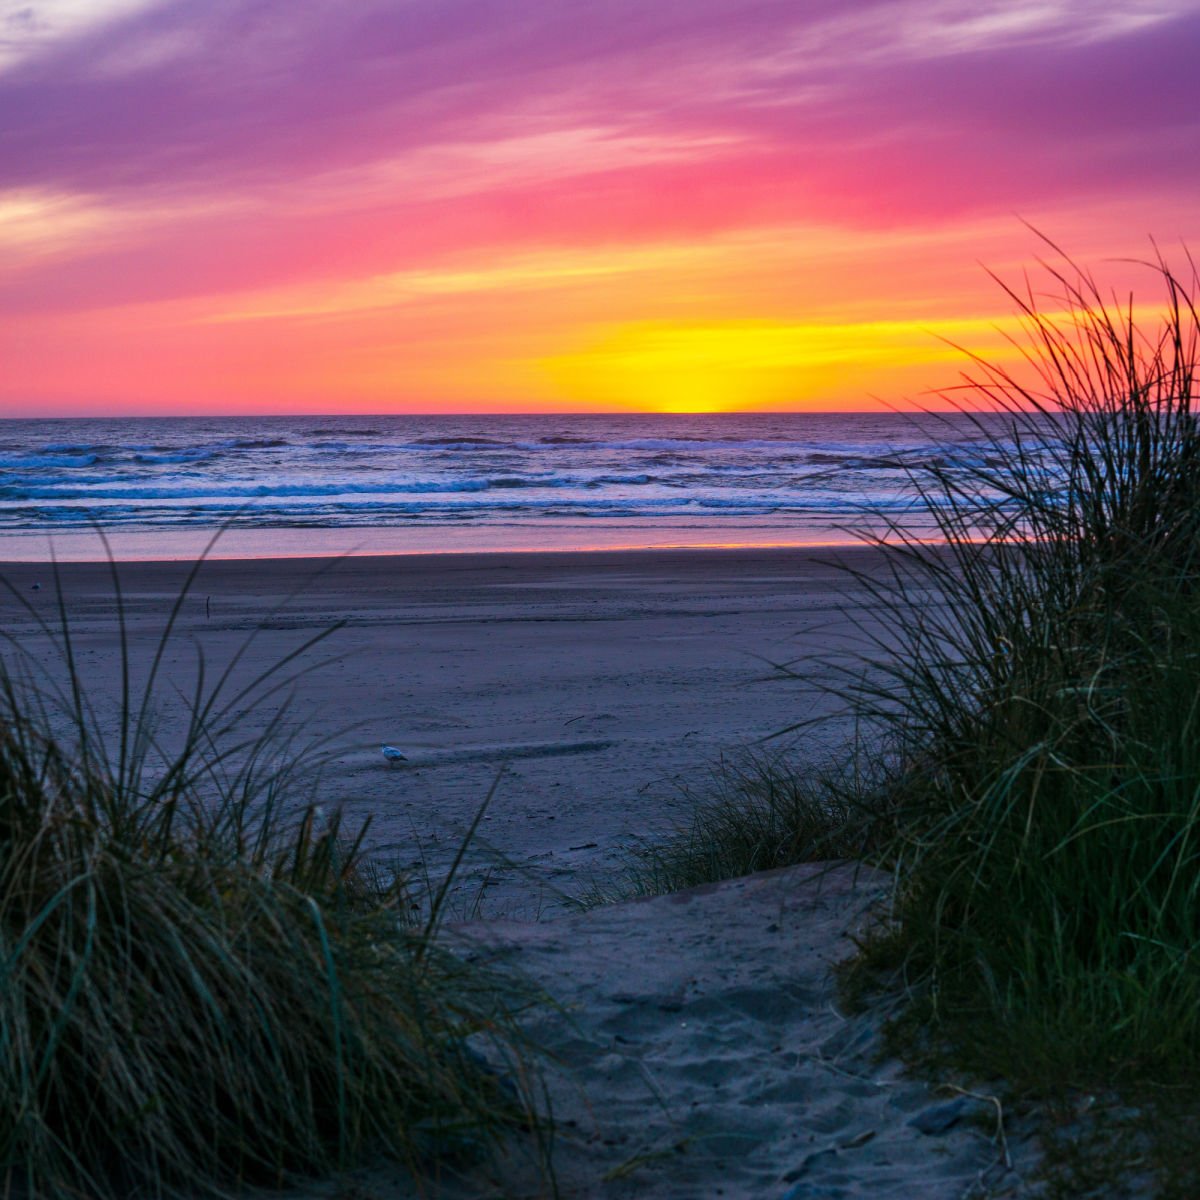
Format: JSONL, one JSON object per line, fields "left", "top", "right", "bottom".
{"left": 31, "top": 582, "right": 41, "bottom": 591}
{"left": 381, "top": 744, "right": 408, "bottom": 765}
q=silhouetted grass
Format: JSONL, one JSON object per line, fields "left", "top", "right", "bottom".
{"left": 837, "top": 241, "right": 1200, "bottom": 1188}
{"left": 0, "top": 557, "right": 545, "bottom": 1199}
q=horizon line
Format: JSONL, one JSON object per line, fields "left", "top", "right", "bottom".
{"left": 0, "top": 406, "right": 974, "bottom": 421}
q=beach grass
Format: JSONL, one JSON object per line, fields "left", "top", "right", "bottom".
{"left": 0, "top": 560, "right": 546, "bottom": 1199}
{"left": 588, "top": 752, "right": 865, "bottom": 905}
{"left": 835, "top": 241, "right": 1200, "bottom": 1188}
{"left": 600, "top": 240, "right": 1200, "bottom": 1188}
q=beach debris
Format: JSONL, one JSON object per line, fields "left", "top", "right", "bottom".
{"left": 908, "top": 1096, "right": 969, "bottom": 1135}
{"left": 381, "top": 743, "right": 409, "bottom": 765}
{"left": 31, "top": 582, "right": 40, "bottom": 591}
{"left": 839, "top": 1128, "right": 876, "bottom": 1149}
{"left": 390, "top": 739, "right": 612, "bottom": 768}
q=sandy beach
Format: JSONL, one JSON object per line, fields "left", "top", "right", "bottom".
{"left": 0, "top": 547, "right": 890, "bottom": 917}
{"left": 0, "top": 547, "right": 1048, "bottom": 1196}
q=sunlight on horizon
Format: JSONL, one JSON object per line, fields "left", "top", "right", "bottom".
{"left": 539, "top": 315, "right": 1034, "bottom": 413}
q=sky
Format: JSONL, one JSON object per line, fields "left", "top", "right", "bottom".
{"left": 1, "top": 0, "right": 1198, "bottom": 416}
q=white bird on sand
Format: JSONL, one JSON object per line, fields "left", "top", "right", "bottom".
{"left": 381, "top": 744, "right": 408, "bottom": 765}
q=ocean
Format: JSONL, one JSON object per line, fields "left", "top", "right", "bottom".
{"left": 0, "top": 411, "right": 1017, "bottom": 560}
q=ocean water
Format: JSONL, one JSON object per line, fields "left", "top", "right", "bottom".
{"left": 0, "top": 412, "right": 1018, "bottom": 560}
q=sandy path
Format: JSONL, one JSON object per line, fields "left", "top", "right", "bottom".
{"left": 302, "top": 864, "right": 1040, "bottom": 1199}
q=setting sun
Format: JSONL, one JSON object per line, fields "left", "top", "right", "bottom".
{"left": 1, "top": 1, "right": 1195, "bottom": 416}
{"left": 540, "top": 316, "right": 1030, "bottom": 412}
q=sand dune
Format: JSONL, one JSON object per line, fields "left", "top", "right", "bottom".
{"left": 0, "top": 548, "right": 1047, "bottom": 1196}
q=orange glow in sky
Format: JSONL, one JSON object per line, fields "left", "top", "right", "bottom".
{"left": 1, "top": 2, "right": 1197, "bottom": 415}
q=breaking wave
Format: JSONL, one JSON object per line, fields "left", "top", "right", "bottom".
{"left": 0, "top": 411, "right": 1028, "bottom": 540}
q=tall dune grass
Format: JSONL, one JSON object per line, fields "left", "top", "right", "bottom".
{"left": 585, "top": 752, "right": 863, "bottom": 904}
{"left": 841, "top": 243, "right": 1200, "bottom": 1095}
{"left": 0, "top": 561, "right": 544, "bottom": 1198}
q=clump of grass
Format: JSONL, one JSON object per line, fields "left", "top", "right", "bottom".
{"left": 597, "top": 752, "right": 865, "bottom": 902}
{"left": 0, "top": 559, "right": 545, "bottom": 1199}
{"left": 838, "top": 240, "right": 1200, "bottom": 1140}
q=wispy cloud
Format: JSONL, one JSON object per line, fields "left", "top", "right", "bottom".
{"left": 0, "top": 0, "right": 169, "bottom": 73}
{"left": 2, "top": 0, "right": 1197, "bottom": 411}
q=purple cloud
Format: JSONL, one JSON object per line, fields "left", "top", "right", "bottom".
{"left": 1, "top": 0, "right": 1196, "bottom": 298}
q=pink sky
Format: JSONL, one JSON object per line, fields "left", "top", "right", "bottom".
{"left": 2, "top": 0, "right": 1198, "bottom": 415}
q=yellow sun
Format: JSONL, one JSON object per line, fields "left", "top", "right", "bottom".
{"left": 539, "top": 316, "right": 1026, "bottom": 412}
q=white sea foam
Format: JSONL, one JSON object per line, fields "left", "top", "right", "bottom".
{"left": 0, "top": 411, "right": 1029, "bottom": 547}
